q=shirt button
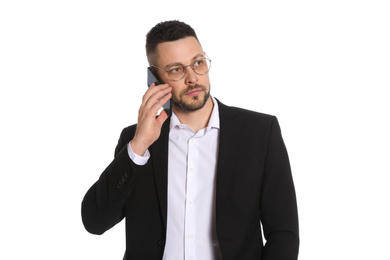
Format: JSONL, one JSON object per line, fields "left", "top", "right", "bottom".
{"left": 187, "top": 234, "right": 193, "bottom": 239}
{"left": 189, "top": 200, "right": 194, "bottom": 205}
{"left": 158, "top": 239, "right": 165, "bottom": 247}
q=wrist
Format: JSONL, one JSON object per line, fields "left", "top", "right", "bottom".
{"left": 130, "top": 138, "right": 149, "bottom": 156}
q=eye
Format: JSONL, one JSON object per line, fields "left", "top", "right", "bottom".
{"left": 194, "top": 59, "right": 204, "bottom": 67}
{"left": 169, "top": 66, "right": 183, "bottom": 74}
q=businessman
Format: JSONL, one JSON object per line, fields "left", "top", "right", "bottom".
{"left": 82, "top": 20, "right": 299, "bottom": 260}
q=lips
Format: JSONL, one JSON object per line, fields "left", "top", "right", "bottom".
{"left": 185, "top": 88, "right": 202, "bottom": 97}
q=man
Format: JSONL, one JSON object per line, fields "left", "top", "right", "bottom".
{"left": 82, "top": 20, "right": 299, "bottom": 260}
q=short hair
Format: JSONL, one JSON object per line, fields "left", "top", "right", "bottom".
{"left": 146, "top": 20, "right": 199, "bottom": 65}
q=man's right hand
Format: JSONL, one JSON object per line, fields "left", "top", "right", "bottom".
{"left": 130, "top": 83, "right": 172, "bottom": 156}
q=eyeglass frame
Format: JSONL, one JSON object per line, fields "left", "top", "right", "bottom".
{"left": 150, "top": 54, "right": 212, "bottom": 81}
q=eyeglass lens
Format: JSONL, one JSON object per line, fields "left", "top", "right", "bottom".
{"left": 168, "top": 58, "right": 211, "bottom": 80}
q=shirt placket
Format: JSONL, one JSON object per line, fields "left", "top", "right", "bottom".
{"left": 184, "top": 136, "right": 198, "bottom": 260}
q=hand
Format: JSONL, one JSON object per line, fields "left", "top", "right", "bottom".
{"left": 131, "top": 83, "right": 172, "bottom": 156}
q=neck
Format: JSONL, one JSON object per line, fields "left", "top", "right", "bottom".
{"left": 173, "top": 97, "right": 214, "bottom": 132}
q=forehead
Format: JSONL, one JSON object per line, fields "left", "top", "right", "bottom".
{"left": 155, "top": 36, "right": 203, "bottom": 66}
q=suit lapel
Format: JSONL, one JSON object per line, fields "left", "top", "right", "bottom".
{"left": 149, "top": 118, "right": 170, "bottom": 228}
{"left": 215, "top": 100, "right": 240, "bottom": 219}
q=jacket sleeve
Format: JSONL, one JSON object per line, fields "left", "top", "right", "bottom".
{"left": 81, "top": 125, "right": 145, "bottom": 235}
{"left": 260, "top": 117, "right": 299, "bottom": 259}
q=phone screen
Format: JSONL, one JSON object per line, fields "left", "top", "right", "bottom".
{"left": 147, "top": 67, "right": 172, "bottom": 117}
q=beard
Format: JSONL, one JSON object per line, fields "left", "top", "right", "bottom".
{"left": 172, "top": 84, "right": 210, "bottom": 112}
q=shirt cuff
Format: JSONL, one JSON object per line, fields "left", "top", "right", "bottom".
{"left": 127, "top": 141, "right": 150, "bottom": 166}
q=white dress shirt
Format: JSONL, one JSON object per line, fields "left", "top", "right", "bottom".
{"left": 128, "top": 97, "right": 222, "bottom": 260}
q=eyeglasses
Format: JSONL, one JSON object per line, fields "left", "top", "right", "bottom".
{"left": 151, "top": 55, "right": 212, "bottom": 81}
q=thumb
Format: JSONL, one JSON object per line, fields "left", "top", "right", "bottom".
{"left": 156, "top": 110, "right": 169, "bottom": 127}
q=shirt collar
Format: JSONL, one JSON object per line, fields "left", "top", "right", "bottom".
{"left": 169, "top": 96, "right": 220, "bottom": 132}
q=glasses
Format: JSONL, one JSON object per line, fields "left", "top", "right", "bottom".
{"left": 151, "top": 55, "right": 212, "bottom": 81}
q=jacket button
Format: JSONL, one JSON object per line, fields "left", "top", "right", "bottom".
{"left": 158, "top": 239, "right": 165, "bottom": 247}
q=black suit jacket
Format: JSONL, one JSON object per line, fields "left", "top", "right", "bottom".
{"left": 82, "top": 100, "right": 299, "bottom": 259}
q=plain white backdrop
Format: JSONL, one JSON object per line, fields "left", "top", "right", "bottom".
{"left": 1, "top": 0, "right": 389, "bottom": 259}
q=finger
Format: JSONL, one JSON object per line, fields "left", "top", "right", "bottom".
{"left": 145, "top": 86, "right": 172, "bottom": 109}
{"left": 141, "top": 85, "right": 169, "bottom": 112}
{"left": 142, "top": 83, "right": 170, "bottom": 104}
{"left": 138, "top": 91, "right": 171, "bottom": 121}
{"left": 151, "top": 92, "right": 172, "bottom": 111}
{"left": 156, "top": 109, "right": 169, "bottom": 127}
{"left": 143, "top": 92, "right": 171, "bottom": 119}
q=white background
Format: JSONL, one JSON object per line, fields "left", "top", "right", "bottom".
{"left": 1, "top": 0, "right": 389, "bottom": 259}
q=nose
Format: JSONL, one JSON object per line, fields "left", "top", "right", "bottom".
{"left": 184, "top": 66, "right": 198, "bottom": 85}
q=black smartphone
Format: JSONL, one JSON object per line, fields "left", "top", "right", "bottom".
{"left": 147, "top": 67, "right": 172, "bottom": 117}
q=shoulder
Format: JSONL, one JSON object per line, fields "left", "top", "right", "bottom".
{"left": 119, "top": 124, "right": 137, "bottom": 141}
{"left": 216, "top": 99, "right": 285, "bottom": 155}
{"left": 216, "top": 98, "right": 277, "bottom": 128}
{"left": 121, "top": 124, "right": 138, "bottom": 135}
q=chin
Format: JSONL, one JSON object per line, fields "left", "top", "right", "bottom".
{"left": 173, "top": 91, "right": 210, "bottom": 112}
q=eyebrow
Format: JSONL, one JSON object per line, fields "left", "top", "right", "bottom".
{"left": 164, "top": 53, "right": 204, "bottom": 69}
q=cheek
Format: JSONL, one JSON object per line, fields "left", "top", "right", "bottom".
{"left": 199, "top": 75, "right": 210, "bottom": 88}
{"left": 170, "top": 84, "right": 184, "bottom": 97}
{"left": 171, "top": 90, "right": 180, "bottom": 101}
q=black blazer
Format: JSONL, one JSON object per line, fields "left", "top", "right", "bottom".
{"left": 82, "top": 100, "right": 299, "bottom": 260}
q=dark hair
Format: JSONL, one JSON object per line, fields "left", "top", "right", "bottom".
{"left": 146, "top": 20, "right": 199, "bottom": 65}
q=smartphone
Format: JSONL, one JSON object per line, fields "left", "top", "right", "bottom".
{"left": 147, "top": 67, "right": 172, "bottom": 117}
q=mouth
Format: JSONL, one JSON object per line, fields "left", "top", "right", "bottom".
{"left": 185, "top": 88, "right": 202, "bottom": 97}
